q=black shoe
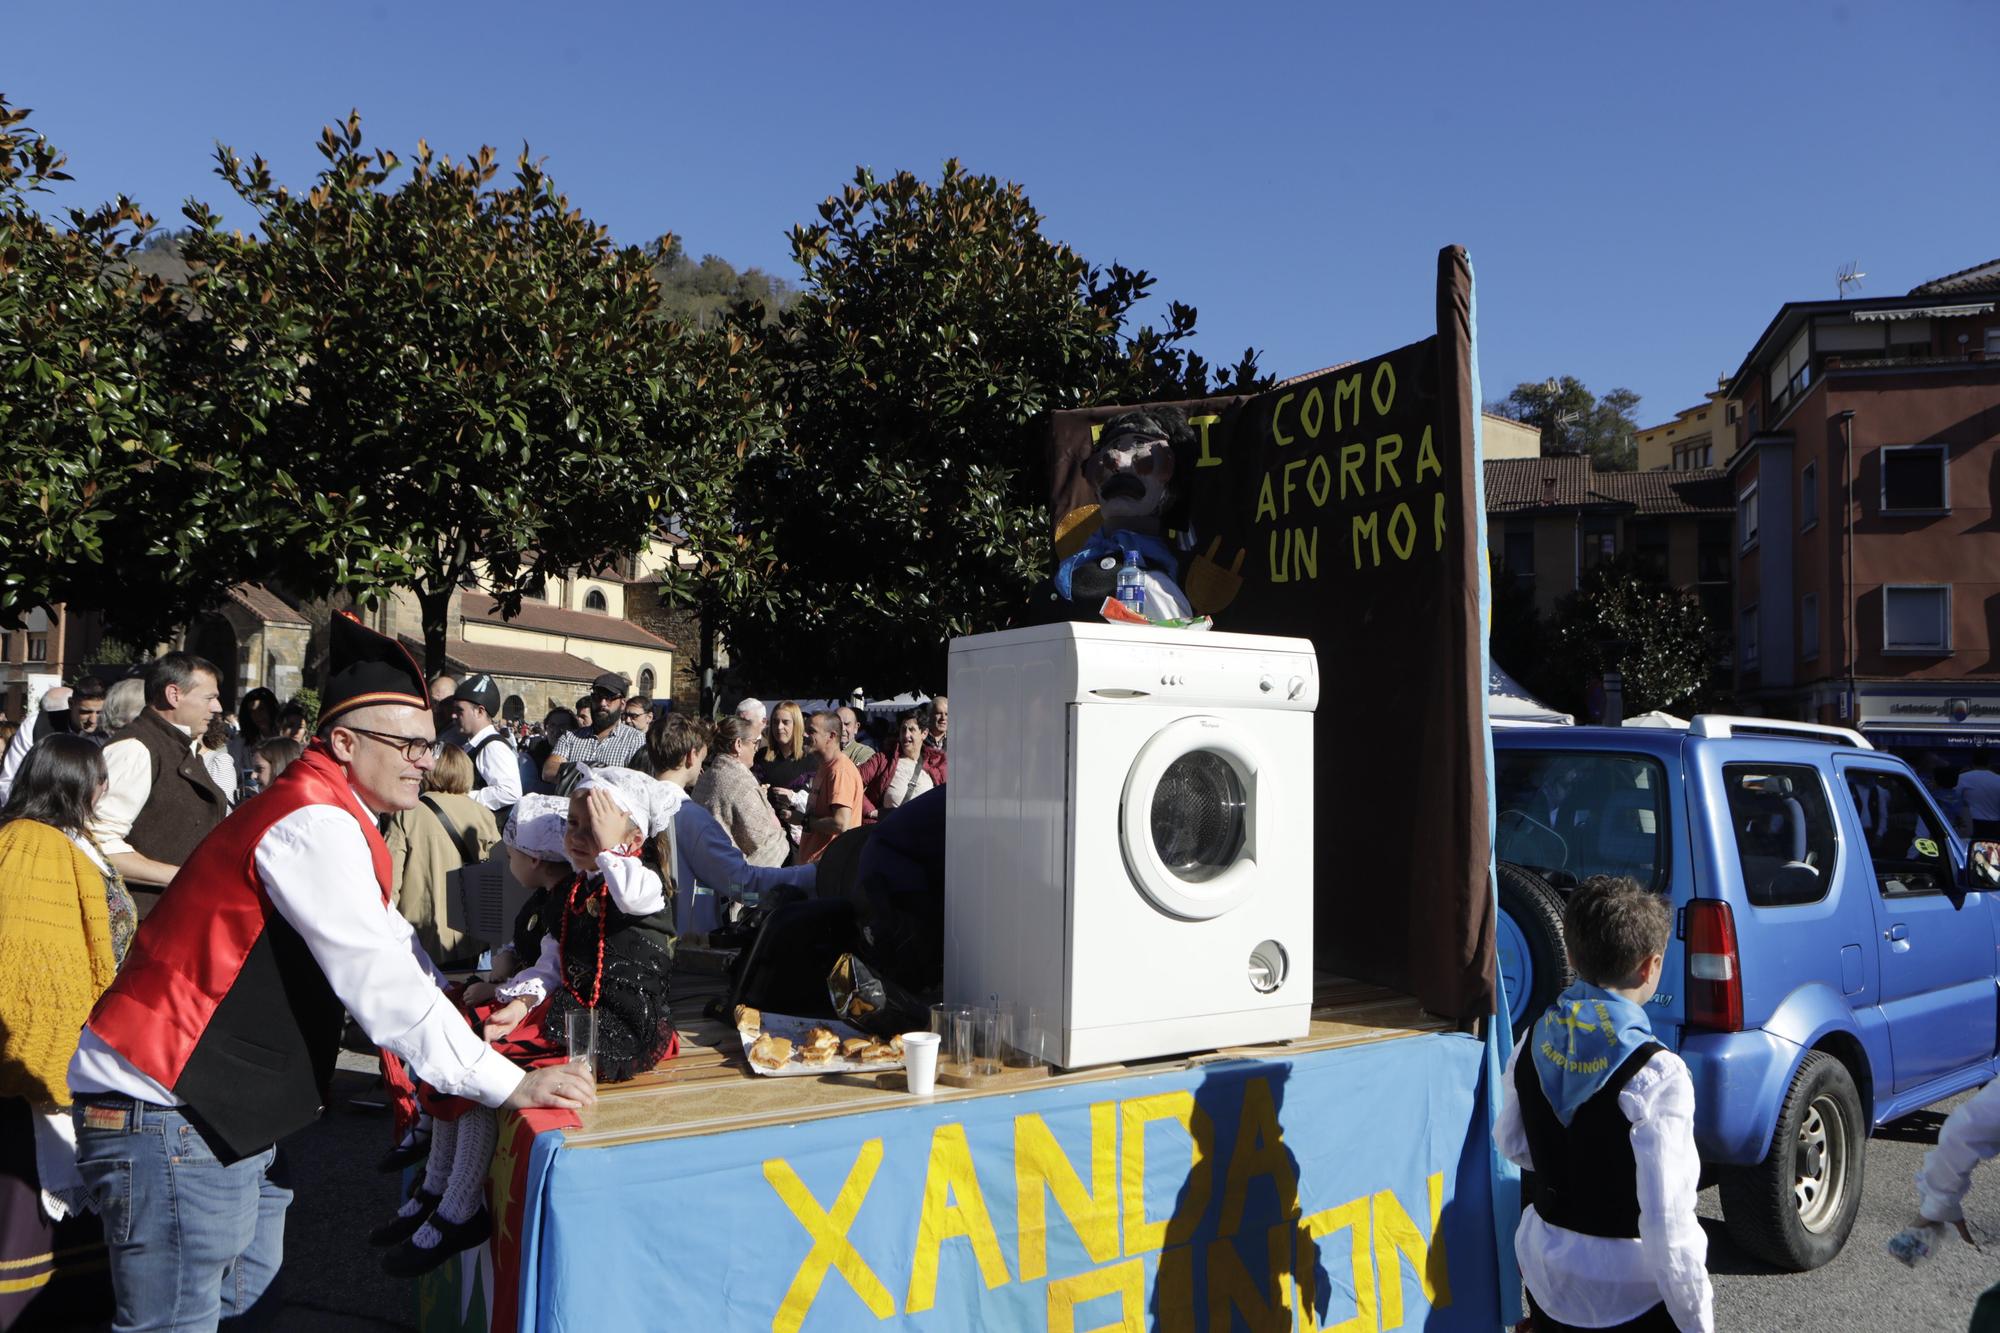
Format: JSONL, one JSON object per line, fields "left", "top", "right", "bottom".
{"left": 382, "top": 1207, "right": 491, "bottom": 1278}
{"left": 368, "top": 1189, "right": 441, "bottom": 1247}
{"left": 374, "top": 1130, "right": 432, "bottom": 1174}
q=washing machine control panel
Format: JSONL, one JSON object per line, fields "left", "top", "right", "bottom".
{"left": 1079, "top": 639, "right": 1319, "bottom": 709}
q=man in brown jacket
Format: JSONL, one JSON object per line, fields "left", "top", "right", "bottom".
{"left": 88, "top": 652, "right": 228, "bottom": 894}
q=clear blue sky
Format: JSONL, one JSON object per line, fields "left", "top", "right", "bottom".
{"left": 10, "top": 2, "right": 1996, "bottom": 425}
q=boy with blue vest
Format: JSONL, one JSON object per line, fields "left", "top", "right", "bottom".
{"left": 1495, "top": 875, "right": 1713, "bottom": 1333}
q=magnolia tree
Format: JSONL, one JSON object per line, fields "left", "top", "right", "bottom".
{"left": 0, "top": 97, "right": 279, "bottom": 640}
{"left": 1542, "top": 554, "right": 1718, "bottom": 717}
{"left": 674, "top": 160, "right": 1267, "bottom": 692}
{"left": 185, "top": 113, "right": 778, "bottom": 674}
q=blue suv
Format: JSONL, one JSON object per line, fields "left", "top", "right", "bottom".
{"left": 1492, "top": 716, "right": 2000, "bottom": 1270}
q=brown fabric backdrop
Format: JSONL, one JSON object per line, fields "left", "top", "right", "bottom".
{"left": 1045, "top": 247, "right": 1494, "bottom": 1024}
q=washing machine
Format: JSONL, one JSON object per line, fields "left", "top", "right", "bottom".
{"left": 945, "top": 621, "right": 1316, "bottom": 1068}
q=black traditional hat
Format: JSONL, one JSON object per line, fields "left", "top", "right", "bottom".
{"left": 320, "top": 612, "right": 428, "bottom": 727}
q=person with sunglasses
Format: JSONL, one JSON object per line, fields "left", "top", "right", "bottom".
{"left": 68, "top": 614, "right": 590, "bottom": 1331}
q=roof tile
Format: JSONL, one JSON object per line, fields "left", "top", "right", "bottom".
{"left": 461, "top": 593, "right": 674, "bottom": 651}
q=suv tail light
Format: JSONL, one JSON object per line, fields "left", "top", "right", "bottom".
{"left": 1686, "top": 900, "right": 1743, "bottom": 1032}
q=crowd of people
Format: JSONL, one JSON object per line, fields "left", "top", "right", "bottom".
{"left": 0, "top": 627, "right": 953, "bottom": 1329}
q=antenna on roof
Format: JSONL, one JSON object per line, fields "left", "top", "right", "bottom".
{"left": 1836, "top": 261, "right": 1866, "bottom": 299}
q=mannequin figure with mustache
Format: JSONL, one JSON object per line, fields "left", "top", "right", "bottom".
{"left": 1050, "top": 408, "right": 1198, "bottom": 621}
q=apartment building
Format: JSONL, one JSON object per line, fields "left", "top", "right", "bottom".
{"left": 1725, "top": 259, "right": 2000, "bottom": 761}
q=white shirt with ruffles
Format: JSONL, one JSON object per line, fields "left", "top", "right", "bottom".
{"left": 1493, "top": 1040, "right": 1715, "bottom": 1333}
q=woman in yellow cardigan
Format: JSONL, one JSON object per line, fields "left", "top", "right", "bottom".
{"left": 0, "top": 734, "right": 134, "bottom": 1330}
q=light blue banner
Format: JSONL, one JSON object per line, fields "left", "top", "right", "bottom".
{"left": 515, "top": 1030, "right": 1501, "bottom": 1332}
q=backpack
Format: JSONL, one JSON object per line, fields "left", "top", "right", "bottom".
{"left": 466, "top": 732, "right": 521, "bottom": 826}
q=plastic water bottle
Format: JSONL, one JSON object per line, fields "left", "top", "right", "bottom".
{"left": 1116, "top": 550, "right": 1146, "bottom": 619}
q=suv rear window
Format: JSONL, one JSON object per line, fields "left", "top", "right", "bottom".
{"left": 1495, "top": 752, "right": 1668, "bottom": 892}
{"left": 1722, "top": 763, "right": 1839, "bottom": 906}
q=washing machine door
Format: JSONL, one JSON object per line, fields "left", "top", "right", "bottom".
{"left": 1120, "top": 715, "right": 1266, "bottom": 920}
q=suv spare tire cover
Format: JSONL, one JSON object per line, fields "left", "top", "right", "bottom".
{"left": 1497, "top": 862, "right": 1573, "bottom": 1039}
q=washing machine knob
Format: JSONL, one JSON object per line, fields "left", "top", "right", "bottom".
{"left": 1286, "top": 676, "right": 1305, "bottom": 700}
{"left": 1258, "top": 675, "right": 1274, "bottom": 693}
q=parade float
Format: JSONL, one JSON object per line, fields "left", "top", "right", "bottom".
{"left": 418, "top": 246, "right": 1519, "bottom": 1333}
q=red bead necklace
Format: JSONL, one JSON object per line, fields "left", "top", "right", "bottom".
{"left": 556, "top": 871, "right": 607, "bottom": 1008}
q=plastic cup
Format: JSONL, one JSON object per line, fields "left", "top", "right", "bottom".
{"left": 903, "top": 1031, "right": 941, "bottom": 1096}
{"left": 566, "top": 1008, "right": 599, "bottom": 1081}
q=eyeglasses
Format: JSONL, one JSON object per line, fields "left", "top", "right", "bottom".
{"left": 624, "top": 710, "right": 650, "bottom": 723}
{"left": 344, "top": 727, "right": 442, "bottom": 762}
{"left": 1082, "top": 437, "right": 1171, "bottom": 486}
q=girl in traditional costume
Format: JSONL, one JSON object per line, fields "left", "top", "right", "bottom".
{"left": 374, "top": 768, "right": 677, "bottom": 1275}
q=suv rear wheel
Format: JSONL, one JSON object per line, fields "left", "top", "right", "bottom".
{"left": 1719, "top": 1050, "right": 1864, "bottom": 1270}
{"left": 1495, "top": 863, "right": 1570, "bottom": 1039}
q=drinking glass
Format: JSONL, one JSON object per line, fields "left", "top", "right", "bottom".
{"left": 929, "top": 1003, "right": 974, "bottom": 1077}
{"left": 1023, "top": 1005, "right": 1058, "bottom": 1068}
{"left": 966, "top": 1006, "right": 1002, "bottom": 1077}
{"left": 996, "top": 1006, "right": 1031, "bottom": 1068}
{"left": 566, "top": 1008, "right": 599, "bottom": 1081}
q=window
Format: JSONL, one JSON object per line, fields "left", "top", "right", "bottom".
{"left": 25, "top": 636, "right": 47, "bottom": 663}
{"left": 1881, "top": 444, "right": 1948, "bottom": 513}
{"left": 1493, "top": 752, "right": 1669, "bottom": 892}
{"left": 1985, "top": 328, "right": 2000, "bottom": 357}
{"left": 1738, "top": 482, "right": 1759, "bottom": 549}
{"left": 1503, "top": 529, "right": 1535, "bottom": 585}
{"left": 1724, "top": 763, "right": 1838, "bottom": 906}
{"left": 1768, "top": 327, "right": 1812, "bottom": 417}
{"left": 1726, "top": 404, "right": 1740, "bottom": 426}
{"left": 1800, "top": 592, "right": 1819, "bottom": 661}
{"left": 638, "top": 666, "right": 656, "bottom": 694}
{"left": 1884, "top": 585, "right": 1951, "bottom": 654}
{"left": 1800, "top": 461, "right": 1818, "bottom": 530}
{"left": 1633, "top": 523, "right": 1669, "bottom": 578}
{"left": 583, "top": 588, "right": 608, "bottom": 612}
{"left": 1843, "top": 768, "right": 1949, "bottom": 898}
{"left": 1741, "top": 606, "right": 1760, "bottom": 668}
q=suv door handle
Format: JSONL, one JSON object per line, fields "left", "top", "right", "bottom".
{"left": 1884, "top": 924, "right": 1910, "bottom": 942}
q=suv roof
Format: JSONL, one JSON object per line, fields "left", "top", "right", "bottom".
{"left": 1492, "top": 724, "right": 1685, "bottom": 760}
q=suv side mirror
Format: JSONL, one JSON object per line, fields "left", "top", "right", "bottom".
{"left": 1963, "top": 842, "right": 2000, "bottom": 895}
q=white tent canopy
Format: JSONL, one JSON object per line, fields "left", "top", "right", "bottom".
{"left": 1488, "top": 663, "right": 1572, "bottom": 728}
{"left": 1623, "top": 709, "right": 1690, "bottom": 729}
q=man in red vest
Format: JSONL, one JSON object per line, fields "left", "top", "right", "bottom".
{"left": 69, "top": 613, "right": 593, "bottom": 1331}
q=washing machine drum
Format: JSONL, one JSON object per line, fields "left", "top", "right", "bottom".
{"left": 1121, "top": 717, "right": 1264, "bottom": 920}
{"left": 1150, "top": 751, "right": 1247, "bottom": 882}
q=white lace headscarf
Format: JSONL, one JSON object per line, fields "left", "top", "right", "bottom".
{"left": 503, "top": 794, "right": 570, "bottom": 862}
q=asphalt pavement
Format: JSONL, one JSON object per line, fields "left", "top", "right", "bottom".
{"left": 1704, "top": 1089, "right": 2000, "bottom": 1333}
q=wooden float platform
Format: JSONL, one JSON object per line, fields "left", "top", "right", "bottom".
{"left": 565, "top": 974, "right": 1450, "bottom": 1149}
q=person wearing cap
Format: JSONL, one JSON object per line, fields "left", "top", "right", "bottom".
{"left": 450, "top": 673, "right": 522, "bottom": 818}
{"left": 67, "top": 614, "right": 591, "bottom": 1329}
{"left": 540, "top": 671, "right": 646, "bottom": 784}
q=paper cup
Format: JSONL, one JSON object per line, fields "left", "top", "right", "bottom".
{"left": 903, "top": 1031, "right": 942, "bottom": 1096}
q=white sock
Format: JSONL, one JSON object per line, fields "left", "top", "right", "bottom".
{"left": 436, "top": 1107, "right": 495, "bottom": 1226}
{"left": 419, "top": 1119, "right": 459, "bottom": 1198}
